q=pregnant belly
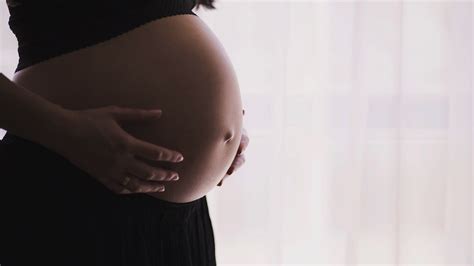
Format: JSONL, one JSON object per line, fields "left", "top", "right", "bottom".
{"left": 12, "top": 14, "right": 243, "bottom": 203}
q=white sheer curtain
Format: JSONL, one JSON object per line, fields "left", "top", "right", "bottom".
{"left": 1, "top": 1, "right": 472, "bottom": 265}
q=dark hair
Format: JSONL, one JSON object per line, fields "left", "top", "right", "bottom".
{"left": 195, "top": 0, "right": 216, "bottom": 10}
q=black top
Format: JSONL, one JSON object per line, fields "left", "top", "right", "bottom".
{"left": 6, "top": 0, "right": 198, "bottom": 73}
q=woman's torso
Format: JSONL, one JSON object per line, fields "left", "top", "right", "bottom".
{"left": 11, "top": 14, "right": 243, "bottom": 203}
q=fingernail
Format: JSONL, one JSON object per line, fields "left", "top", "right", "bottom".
{"left": 177, "top": 155, "right": 184, "bottom": 162}
{"left": 158, "top": 187, "right": 165, "bottom": 192}
{"left": 172, "top": 175, "right": 179, "bottom": 181}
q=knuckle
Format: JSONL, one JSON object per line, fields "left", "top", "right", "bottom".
{"left": 146, "top": 171, "right": 156, "bottom": 180}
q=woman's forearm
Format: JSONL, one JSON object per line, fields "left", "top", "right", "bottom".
{"left": 0, "top": 72, "right": 73, "bottom": 151}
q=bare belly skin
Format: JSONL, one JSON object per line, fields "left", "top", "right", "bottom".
{"left": 11, "top": 14, "right": 243, "bottom": 203}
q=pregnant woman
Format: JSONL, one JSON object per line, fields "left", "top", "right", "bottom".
{"left": 0, "top": 0, "right": 249, "bottom": 265}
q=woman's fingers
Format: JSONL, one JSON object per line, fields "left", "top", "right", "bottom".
{"left": 119, "top": 175, "right": 166, "bottom": 193}
{"left": 127, "top": 158, "right": 180, "bottom": 181}
{"left": 99, "top": 173, "right": 166, "bottom": 194}
{"left": 227, "top": 154, "right": 246, "bottom": 175}
{"left": 109, "top": 106, "right": 163, "bottom": 122}
{"left": 237, "top": 128, "right": 249, "bottom": 154}
{"left": 234, "top": 154, "right": 246, "bottom": 167}
{"left": 128, "top": 137, "right": 184, "bottom": 162}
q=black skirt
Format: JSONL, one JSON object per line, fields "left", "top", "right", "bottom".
{"left": 0, "top": 132, "right": 216, "bottom": 266}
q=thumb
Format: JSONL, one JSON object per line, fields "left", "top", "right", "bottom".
{"left": 111, "top": 107, "right": 163, "bottom": 122}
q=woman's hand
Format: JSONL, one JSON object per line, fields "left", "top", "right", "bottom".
{"left": 217, "top": 109, "right": 249, "bottom": 186}
{"left": 52, "top": 105, "right": 184, "bottom": 194}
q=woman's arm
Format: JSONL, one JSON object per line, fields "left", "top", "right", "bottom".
{"left": 0, "top": 72, "right": 73, "bottom": 151}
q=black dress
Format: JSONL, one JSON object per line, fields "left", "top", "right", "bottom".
{"left": 0, "top": 132, "right": 217, "bottom": 266}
